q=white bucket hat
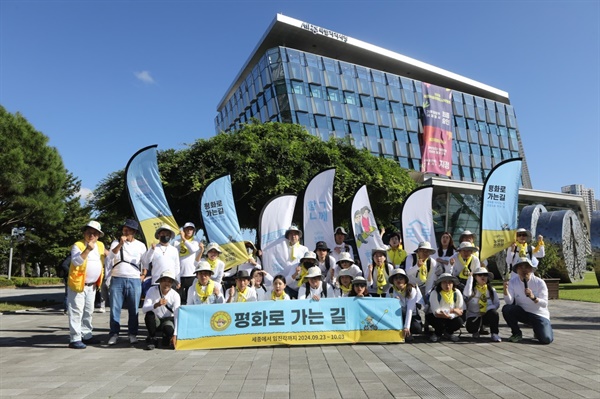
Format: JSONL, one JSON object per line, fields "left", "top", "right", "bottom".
{"left": 336, "top": 252, "right": 354, "bottom": 265}
{"left": 416, "top": 241, "right": 436, "bottom": 255}
{"left": 512, "top": 257, "right": 537, "bottom": 273}
{"left": 305, "top": 266, "right": 323, "bottom": 279}
{"left": 338, "top": 269, "right": 354, "bottom": 279}
{"left": 334, "top": 226, "right": 348, "bottom": 236}
{"left": 82, "top": 221, "right": 104, "bottom": 237}
{"left": 472, "top": 267, "right": 494, "bottom": 280}
{"left": 388, "top": 268, "right": 409, "bottom": 285}
{"left": 285, "top": 225, "right": 303, "bottom": 239}
{"left": 457, "top": 241, "right": 477, "bottom": 251}
{"left": 182, "top": 222, "right": 196, "bottom": 231}
{"left": 158, "top": 270, "right": 177, "bottom": 282}
{"left": 435, "top": 273, "right": 459, "bottom": 287}
{"left": 515, "top": 228, "right": 532, "bottom": 240}
{"left": 205, "top": 242, "right": 222, "bottom": 254}
{"left": 301, "top": 251, "right": 317, "bottom": 262}
{"left": 194, "top": 261, "right": 214, "bottom": 274}
{"left": 154, "top": 224, "right": 175, "bottom": 239}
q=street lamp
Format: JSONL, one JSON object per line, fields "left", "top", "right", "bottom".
{"left": 8, "top": 227, "right": 25, "bottom": 279}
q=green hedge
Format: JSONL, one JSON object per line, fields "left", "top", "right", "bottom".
{"left": 0, "top": 277, "right": 63, "bottom": 288}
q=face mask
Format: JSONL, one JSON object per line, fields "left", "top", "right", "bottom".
{"left": 247, "top": 247, "right": 254, "bottom": 255}
{"left": 159, "top": 236, "right": 170, "bottom": 244}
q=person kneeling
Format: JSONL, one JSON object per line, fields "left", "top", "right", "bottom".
{"left": 463, "top": 267, "right": 501, "bottom": 342}
{"left": 502, "top": 257, "right": 553, "bottom": 344}
{"left": 426, "top": 273, "right": 464, "bottom": 342}
{"left": 142, "top": 270, "right": 180, "bottom": 350}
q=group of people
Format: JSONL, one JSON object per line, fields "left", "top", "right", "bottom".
{"left": 65, "top": 220, "right": 553, "bottom": 350}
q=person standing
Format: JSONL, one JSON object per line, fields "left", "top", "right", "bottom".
{"left": 142, "top": 225, "right": 180, "bottom": 286}
{"left": 173, "top": 222, "right": 203, "bottom": 305}
{"left": 66, "top": 221, "right": 105, "bottom": 349}
{"left": 367, "top": 248, "right": 394, "bottom": 297}
{"left": 502, "top": 257, "right": 553, "bottom": 344}
{"left": 106, "top": 219, "right": 147, "bottom": 346}
{"left": 505, "top": 228, "right": 544, "bottom": 277}
{"left": 283, "top": 225, "right": 308, "bottom": 299}
{"left": 386, "top": 232, "right": 407, "bottom": 269}
{"left": 331, "top": 226, "right": 354, "bottom": 262}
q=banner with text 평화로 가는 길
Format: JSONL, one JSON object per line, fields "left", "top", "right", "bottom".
{"left": 176, "top": 297, "right": 404, "bottom": 350}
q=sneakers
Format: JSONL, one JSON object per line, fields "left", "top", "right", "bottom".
{"left": 145, "top": 337, "right": 158, "bottom": 351}
{"left": 82, "top": 337, "right": 100, "bottom": 345}
{"left": 491, "top": 334, "right": 502, "bottom": 342}
{"left": 96, "top": 307, "right": 105, "bottom": 313}
{"left": 443, "top": 333, "right": 459, "bottom": 342}
{"left": 69, "top": 341, "right": 86, "bottom": 349}
{"left": 473, "top": 332, "right": 480, "bottom": 339}
{"left": 430, "top": 334, "right": 440, "bottom": 342}
{"left": 479, "top": 328, "right": 490, "bottom": 335}
{"left": 508, "top": 333, "right": 522, "bottom": 343}
{"left": 129, "top": 334, "right": 138, "bottom": 344}
{"left": 404, "top": 334, "right": 414, "bottom": 343}
{"left": 108, "top": 335, "right": 118, "bottom": 345}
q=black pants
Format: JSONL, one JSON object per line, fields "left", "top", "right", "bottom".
{"left": 178, "top": 276, "right": 195, "bottom": 305}
{"left": 144, "top": 311, "right": 175, "bottom": 344}
{"left": 466, "top": 309, "right": 499, "bottom": 335}
{"left": 403, "top": 309, "right": 423, "bottom": 334}
{"left": 426, "top": 313, "right": 463, "bottom": 336}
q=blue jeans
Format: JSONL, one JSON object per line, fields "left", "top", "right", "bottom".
{"left": 109, "top": 277, "right": 142, "bottom": 336}
{"left": 502, "top": 304, "right": 554, "bottom": 344}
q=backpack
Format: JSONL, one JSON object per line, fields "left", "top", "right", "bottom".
{"left": 304, "top": 281, "right": 329, "bottom": 298}
{"left": 56, "top": 254, "right": 71, "bottom": 279}
{"left": 511, "top": 245, "right": 533, "bottom": 266}
{"left": 410, "top": 254, "right": 431, "bottom": 274}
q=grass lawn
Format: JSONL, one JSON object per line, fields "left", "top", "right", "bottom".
{"left": 558, "top": 271, "right": 600, "bottom": 303}
{"left": 0, "top": 301, "right": 60, "bottom": 312}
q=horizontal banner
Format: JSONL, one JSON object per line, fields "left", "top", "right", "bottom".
{"left": 176, "top": 297, "right": 404, "bottom": 350}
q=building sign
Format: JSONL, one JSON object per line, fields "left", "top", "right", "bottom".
{"left": 176, "top": 297, "right": 404, "bottom": 350}
{"left": 301, "top": 22, "right": 348, "bottom": 43}
{"left": 420, "top": 83, "right": 453, "bottom": 176}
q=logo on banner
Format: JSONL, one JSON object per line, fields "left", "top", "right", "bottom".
{"left": 210, "top": 311, "right": 232, "bottom": 331}
{"left": 404, "top": 219, "right": 433, "bottom": 247}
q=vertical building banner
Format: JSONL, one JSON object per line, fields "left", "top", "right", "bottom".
{"left": 200, "top": 175, "right": 247, "bottom": 270}
{"left": 479, "top": 158, "right": 523, "bottom": 261}
{"left": 125, "top": 145, "right": 178, "bottom": 246}
{"left": 259, "top": 194, "right": 298, "bottom": 277}
{"left": 401, "top": 186, "right": 437, "bottom": 254}
{"left": 420, "top": 83, "right": 453, "bottom": 176}
{"left": 176, "top": 297, "right": 404, "bottom": 350}
{"left": 303, "top": 168, "right": 336, "bottom": 252}
{"left": 351, "top": 186, "right": 385, "bottom": 276}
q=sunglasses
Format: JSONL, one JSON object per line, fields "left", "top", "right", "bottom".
{"left": 517, "top": 233, "right": 528, "bottom": 237}
{"left": 354, "top": 284, "right": 367, "bottom": 288}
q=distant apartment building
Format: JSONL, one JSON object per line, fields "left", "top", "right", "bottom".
{"left": 561, "top": 184, "right": 596, "bottom": 218}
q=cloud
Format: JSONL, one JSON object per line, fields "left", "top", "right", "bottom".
{"left": 76, "top": 187, "right": 94, "bottom": 202}
{"left": 134, "top": 70, "right": 155, "bottom": 84}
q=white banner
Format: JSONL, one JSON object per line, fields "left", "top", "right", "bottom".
{"left": 351, "top": 186, "right": 385, "bottom": 276}
{"left": 259, "top": 194, "right": 297, "bottom": 277}
{"left": 303, "top": 168, "right": 336, "bottom": 252}
{"left": 401, "top": 186, "right": 437, "bottom": 254}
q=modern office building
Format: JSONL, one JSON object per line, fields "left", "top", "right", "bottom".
{"left": 215, "top": 15, "right": 589, "bottom": 251}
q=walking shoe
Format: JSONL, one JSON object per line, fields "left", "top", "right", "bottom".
{"left": 404, "top": 334, "right": 414, "bottom": 343}
{"left": 69, "top": 341, "right": 86, "bottom": 349}
{"left": 129, "top": 334, "right": 138, "bottom": 344}
{"left": 108, "top": 335, "right": 118, "bottom": 345}
{"left": 508, "top": 333, "right": 522, "bottom": 343}
{"left": 429, "top": 334, "right": 440, "bottom": 343}
{"left": 145, "top": 338, "right": 157, "bottom": 351}
{"left": 473, "top": 332, "right": 480, "bottom": 339}
{"left": 444, "top": 333, "right": 459, "bottom": 342}
{"left": 491, "top": 334, "right": 502, "bottom": 342}
{"left": 82, "top": 337, "right": 100, "bottom": 345}
{"left": 96, "top": 307, "right": 105, "bottom": 313}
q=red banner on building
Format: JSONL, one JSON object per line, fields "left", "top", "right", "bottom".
{"left": 420, "top": 83, "right": 453, "bottom": 176}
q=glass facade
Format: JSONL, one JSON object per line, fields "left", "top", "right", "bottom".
{"left": 215, "top": 47, "right": 529, "bottom": 187}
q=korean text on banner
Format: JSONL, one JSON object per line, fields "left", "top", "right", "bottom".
{"left": 479, "top": 158, "right": 523, "bottom": 260}
{"left": 200, "top": 175, "right": 246, "bottom": 270}
{"left": 303, "top": 169, "right": 336, "bottom": 251}
{"left": 125, "top": 145, "right": 178, "bottom": 246}
{"left": 420, "top": 83, "right": 453, "bottom": 176}
{"left": 176, "top": 297, "right": 403, "bottom": 350}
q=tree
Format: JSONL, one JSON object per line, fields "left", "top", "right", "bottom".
{"left": 0, "top": 106, "right": 68, "bottom": 229}
{"left": 0, "top": 106, "right": 86, "bottom": 275}
{"left": 92, "top": 121, "right": 417, "bottom": 233}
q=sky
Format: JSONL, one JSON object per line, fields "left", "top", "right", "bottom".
{"left": 1, "top": 0, "right": 599, "bottom": 203}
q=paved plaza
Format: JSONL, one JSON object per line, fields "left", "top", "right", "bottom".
{"left": 0, "top": 286, "right": 599, "bottom": 399}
